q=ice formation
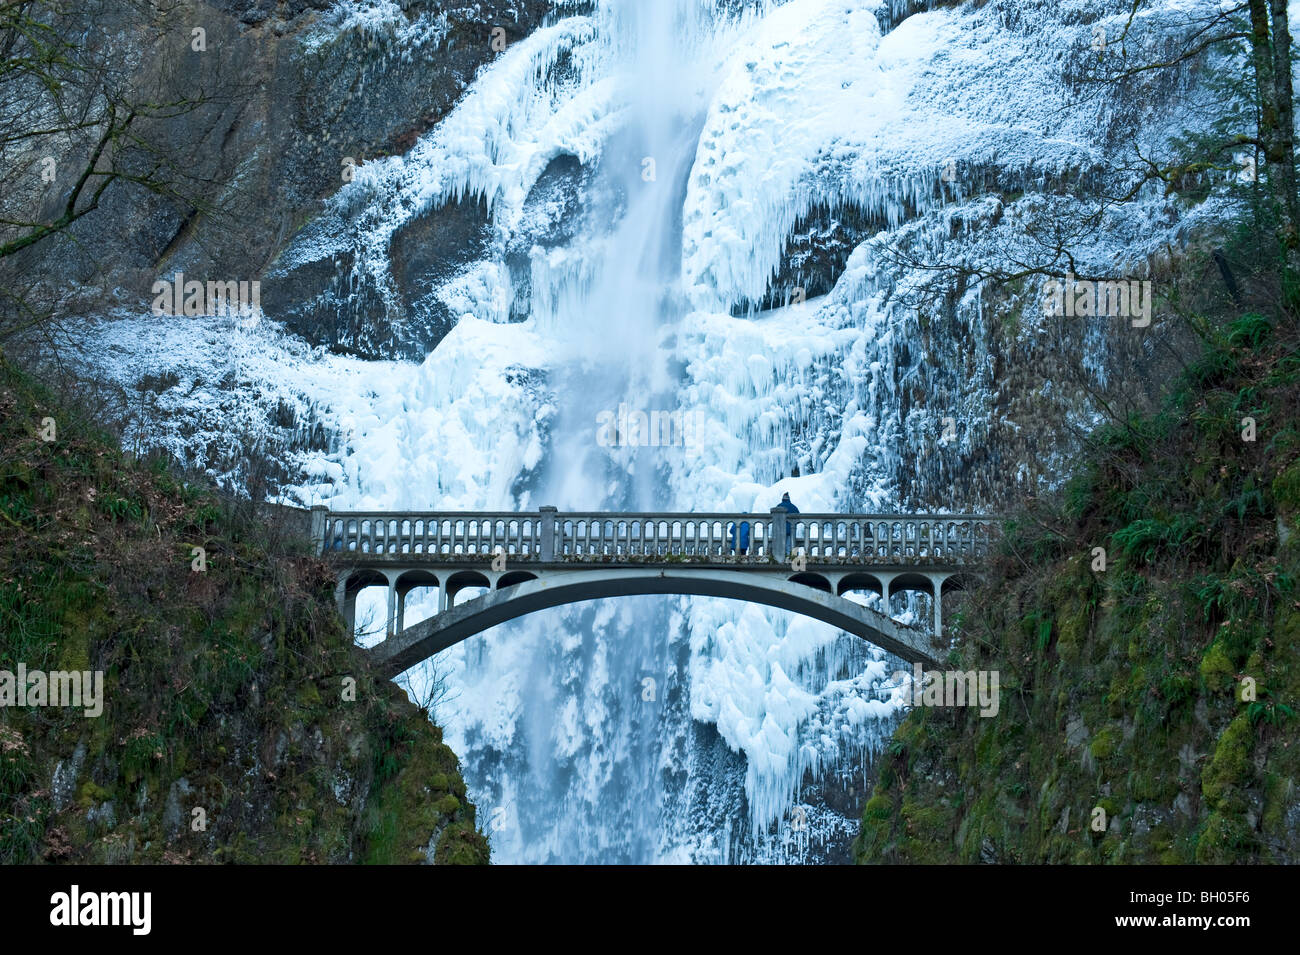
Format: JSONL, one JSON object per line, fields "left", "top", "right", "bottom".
{"left": 74, "top": 0, "right": 1230, "bottom": 862}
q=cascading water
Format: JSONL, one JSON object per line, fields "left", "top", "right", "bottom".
{"left": 441, "top": 0, "right": 821, "bottom": 864}
{"left": 538, "top": 0, "right": 707, "bottom": 510}
{"left": 390, "top": 0, "right": 907, "bottom": 863}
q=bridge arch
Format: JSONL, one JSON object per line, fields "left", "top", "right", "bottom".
{"left": 444, "top": 569, "right": 489, "bottom": 590}
{"left": 443, "top": 570, "right": 491, "bottom": 611}
{"left": 393, "top": 570, "right": 440, "bottom": 635}
{"left": 369, "top": 568, "right": 943, "bottom": 678}
{"left": 940, "top": 572, "right": 980, "bottom": 594}
{"left": 498, "top": 570, "right": 539, "bottom": 589}
{"left": 888, "top": 571, "right": 937, "bottom": 596}
{"left": 335, "top": 568, "right": 391, "bottom": 635}
{"left": 789, "top": 572, "right": 833, "bottom": 593}
{"left": 836, "top": 572, "right": 880, "bottom": 596}
{"left": 395, "top": 569, "right": 439, "bottom": 590}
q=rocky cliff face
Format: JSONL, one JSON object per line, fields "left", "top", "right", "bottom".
{"left": 5, "top": 0, "right": 555, "bottom": 356}
{"left": 856, "top": 299, "right": 1300, "bottom": 865}
{"left": 0, "top": 354, "right": 487, "bottom": 863}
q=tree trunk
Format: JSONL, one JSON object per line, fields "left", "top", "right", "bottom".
{"left": 1250, "top": 0, "right": 1300, "bottom": 272}
{"left": 1268, "top": 0, "right": 1299, "bottom": 269}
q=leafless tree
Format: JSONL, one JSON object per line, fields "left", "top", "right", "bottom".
{"left": 398, "top": 655, "right": 459, "bottom": 725}
{"left": 0, "top": 0, "right": 243, "bottom": 341}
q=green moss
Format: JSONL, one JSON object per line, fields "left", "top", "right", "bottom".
{"left": 863, "top": 795, "right": 893, "bottom": 821}
{"left": 1201, "top": 714, "right": 1254, "bottom": 812}
{"left": 901, "top": 799, "right": 951, "bottom": 835}
{"left": 76, "top": 781, "right": 112, "bottom": 808}
{"left": 434, "top": 794, "right": 460, "bottom": 815}
{"left": 1089, "top": 727, "right": 1121, "bottom": 761}
{"left": 0, "top": 354, "right": 484, "bottom": 865}
{"left": 1261, "top": 774, "right": 1293, "bottom": 834}
{"left": 1129, "top": 767, "right": 1177, "bottom": 803}
{"left": 435, "top": 821, "right": 491, "bottom": 865}
{"left": 1199, "top": 641, "right": 1236, "bottom": 693}
{"left": 1196, "top": 811, "right": 1257, "bottom": 863}
{"left": 1272, "top": 461, "right": 1300, "bottom": 514}
{"left": 1056, "top": 599, "right": 1091, "bottom": 665}
{"left": 362, "top": 707, "right": 487, "bottom": 865}
{"left": 877, "top": 761, "right": 897, "bottom": 789}
{"left": 1093, "top": 797, "right": 1120, "bottom": 825}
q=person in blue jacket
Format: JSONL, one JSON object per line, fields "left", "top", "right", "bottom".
{"left": 731, "top": 519, "right": 751, "bottom": 554}
{"left": 775, "top": 492, "right": 799, "bottom": 514}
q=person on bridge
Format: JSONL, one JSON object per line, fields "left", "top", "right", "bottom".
{"left": 775, "top": 492, "right": 799, "bottom": 514}
{"left": 730, "top": 519, "right": 751, "bottom": 555}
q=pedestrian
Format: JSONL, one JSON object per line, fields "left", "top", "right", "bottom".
{"left": 730, "top": 519, "right": 751, "bottom": 555}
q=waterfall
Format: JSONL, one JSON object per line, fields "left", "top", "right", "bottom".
{"left": 335, "top": 0, "right": 895, "bottom": 864}
{"left": 321, "top": 0, "right": 919, "bottom": 864}
{"left": 440, "top": 0, "right": 803, "bottom": 865}
{"left": 537, "top": 0, "right": 708, "bottom": 512}
{"left": 73, "top": 0, "right": 1216, "bottom": 863}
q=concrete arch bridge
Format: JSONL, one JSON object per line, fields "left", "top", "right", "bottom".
{"left": 308, "top": 507, "right": 999, "bottom": 678}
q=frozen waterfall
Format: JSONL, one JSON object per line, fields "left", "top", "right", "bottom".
{"left": 73, "top": 0, "right": 1216, "bottom": 863}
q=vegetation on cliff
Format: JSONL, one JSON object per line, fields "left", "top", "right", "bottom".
{"left": 0, "top": 353, "right": 487, "bottom": 864}
{"left": 856, "top": 0, "right": 1300, "bottom": 867}
{"left": 856, "top": 281, "right": 1300, "bottom": 864}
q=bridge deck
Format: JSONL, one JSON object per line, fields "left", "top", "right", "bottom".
{"left": 313, "top": 508, "right": 997, "bottom": 567}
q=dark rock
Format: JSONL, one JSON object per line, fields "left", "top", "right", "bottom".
{"left": 732, "top": 201, "right": 878, "bottom": 316}
{"left": 4, "top": 0, "right": 558, "bottom": 334}
{"left": 505, "top": 153, "right": 595, "bottom": 323}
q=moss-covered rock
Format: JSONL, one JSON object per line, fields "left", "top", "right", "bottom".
{"left": 855, "top": 310, "right": 1300, "bottom": 865}
{"left": 0, "top": 354, "right": 486, "bottom": 864}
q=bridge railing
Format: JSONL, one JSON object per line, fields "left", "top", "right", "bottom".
{"left": 315, "top": 508, "right": 999, "bottom": 565}
{"left": 787, "top": 516, "right": 997, "bottom": 561}
{"left": 318, "top": 512, "right": 544, "bottom": 558}
{"left": 556, "top": 512, "right": 777, "bottom": 559}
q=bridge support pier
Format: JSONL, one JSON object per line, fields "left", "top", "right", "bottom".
{"left": 878, "top": 574, "right": 893, "bottom": 618}
{"left": 334, "top": 578, "right": 356, "bottom": 634}
{"left": 933, "top": 583, "right": 942, "bottom": 640}
{"left": 384, "top": 571, "right": 399, "bottom": 638}
{"left": 928, "top": 572, "right": 951, "bottom": 641}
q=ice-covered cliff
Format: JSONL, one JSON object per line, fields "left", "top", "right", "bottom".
{"left": 69, "top": 0, "right": 1226, "bottom": 862}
